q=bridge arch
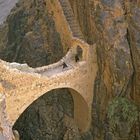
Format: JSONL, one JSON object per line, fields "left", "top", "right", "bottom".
{"left": 11, "top": 87, "right": 90, "bottom": 132}
{"left": 71, "top": 39, "right": 90, "bottom": 61}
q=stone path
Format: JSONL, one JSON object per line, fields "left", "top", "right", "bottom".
{"left": 59, "top": 0, "right": 84, "bottom": 40}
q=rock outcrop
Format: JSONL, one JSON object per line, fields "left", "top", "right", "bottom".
{"left": 0, "top": 0, "right": 64, "bottom": 67}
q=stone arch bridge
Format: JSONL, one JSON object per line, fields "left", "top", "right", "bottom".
{"left": 0, "top": 0, "right": 98, "bottom": 139}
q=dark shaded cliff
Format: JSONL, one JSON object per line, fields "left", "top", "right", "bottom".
{"left": 0, "top": 0, "right": 64, "bottom": 67}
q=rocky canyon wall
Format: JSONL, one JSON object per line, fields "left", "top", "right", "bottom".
{"left": 69, "top": 0, "right": 140, "bottom": 139}
{"left": 0, "top": 0, "right": 139, "bottom": 140}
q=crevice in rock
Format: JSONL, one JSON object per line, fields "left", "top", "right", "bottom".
{"left": 126, "top": 28, "right": 135, "bottom": 93}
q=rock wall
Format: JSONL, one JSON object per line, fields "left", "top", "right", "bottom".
{"left": 0, "top": 0, "right": 64, "bottom": 68}
{"left": 69, "top": 0, "right": 140, "bottom": 139}
{"left": 0, "top": 0, "right": 140, "bottom": 140}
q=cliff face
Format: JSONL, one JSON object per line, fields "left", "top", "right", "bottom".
{"left": 0, "top": 0, "right": 140, "bottom": 140}
{"left": 69, "top": 0, "right": 140, "bottom": 139}
{"left": 0, "top": 0, "right": 64, "bottom": 67}
{"left": 0, "top": 0, "right": 76, "bottom": 139}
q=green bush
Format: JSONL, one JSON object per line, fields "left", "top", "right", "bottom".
{"left": 50, "top": 0, "right": 54, "bottom": 4}
{"left": 107, "top": 97, "right": 138, "bottom": 128}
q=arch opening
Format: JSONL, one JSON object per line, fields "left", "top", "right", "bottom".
{"left": 12, "top": 88, "right": 89, "bottom": 140}
{"left": 71, "top": 39, "right": 89, "bottom": 62}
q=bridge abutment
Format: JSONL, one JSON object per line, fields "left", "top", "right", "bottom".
{"left": 70, "top": 89, "right": 90, "bottom": 132}
{"left": 0, "top": 93, "right": 15, "bottom": 140}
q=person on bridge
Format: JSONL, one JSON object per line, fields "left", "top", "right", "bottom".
{"left": 67, "top": 47, "right": 70, "bottom": 52}
{"left": 62, "top": 62, "right": 68, "bottom": 69}
{"left": 75, "top": 54, "right": 80, "bottom": 62}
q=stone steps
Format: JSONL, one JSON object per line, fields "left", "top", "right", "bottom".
{"left": 59, "top": 0, "right": 84, "bottom": 40}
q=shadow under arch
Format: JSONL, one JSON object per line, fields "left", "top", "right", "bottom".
{"left": 13, "top": 87, "right": 89, "bottom": 138}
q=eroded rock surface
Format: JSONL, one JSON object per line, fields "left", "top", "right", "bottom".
{"left": 69, "top": 0, "right": 140, "bottom": 139}
{"left": 0, "top": 0, "right": 140, "bottom": 140}
{"left": 0, "top": 0, "right": 64, "bottom": 67}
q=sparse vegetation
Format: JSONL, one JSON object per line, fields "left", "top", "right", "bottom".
{"left": 50, "top": 0, "right": 54, "bottom": 4}
{"left": 107, "top": 97, "right": 138, "bottom": 130}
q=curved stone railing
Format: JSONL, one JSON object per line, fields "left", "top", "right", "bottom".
{"left": 33, "top": 48, "right": 73, "bottom": 74}
{"left": 1, "top": 48, "right": 88, "bottom": 80}
{"left": 33, "top": 44, "right": 88, "bottom": 75}
{"left": 34, "top": 59, "right": 64, "bottom": 73}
